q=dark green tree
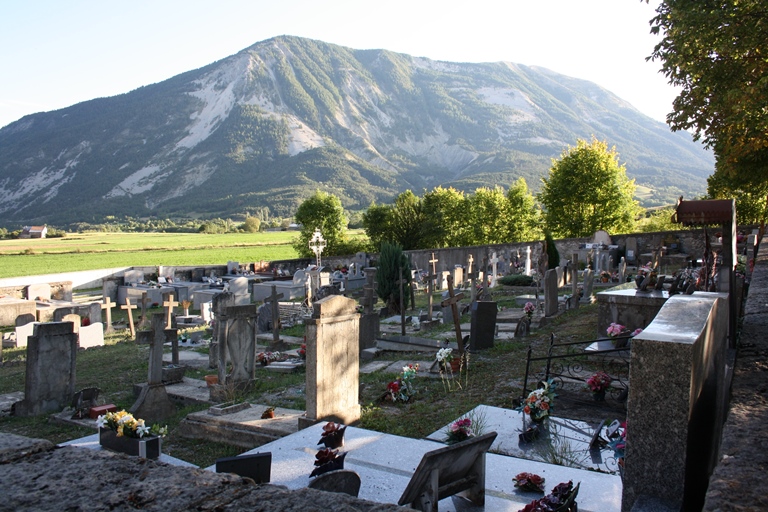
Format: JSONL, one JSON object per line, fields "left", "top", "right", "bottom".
{"left": 544, "top": 231, "right": 560, "bottom": 270}
{"left": 506, "top": 177, "right": 542, "bottom": 242}
{"left": 647, "top": 0, "right": 768, "bottom": 184}
{"left": 707, "top": 169, "right": 768, "bottom": 225}
{"left": 538, "top": 138, "right": 641, "bottom": 238}
{"left": 292, "top": 191, "right": 348, "bottom": 257}
{"left": 361, "top": 202, "right": 393, "bottom": 251}
{"left": 388, "top": 190, "right": 429, "bottom": 250}
{"left": 376, "top": 242, "right": 412, "bottom": 314}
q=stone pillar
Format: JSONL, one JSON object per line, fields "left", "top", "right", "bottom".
{"left": 571, "top": 253, "right": 580, "bottom": 309}
{"left": 359, "top": 268, "right": 380, "bottom": 352}
{"left": 13, "top": 322, "right": 77, "bottom": 416}
{"left": 301, "top": 295, "right": 361, "bottom": 429}
{"left": 622, "top": 293, "right": 729, "bottom": 511}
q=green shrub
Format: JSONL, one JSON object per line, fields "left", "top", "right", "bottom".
{"left": 499, "top": 274, "right": 534, "bottom": 287}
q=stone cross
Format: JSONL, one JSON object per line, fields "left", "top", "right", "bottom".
{"left": 489, "top": 252, "right": 500, "bottom": 287}
{"left": 425, "top": 268, "right": 437, "bottom": 319}
{"left": 139, "top": 292, "right": 151, "bottom": 329}
{"left": 467, "top": 254, "right": 477, "bottom": 303}
{"left": 309, "top": 228, "right": 327, "bottom": 267}
{"left": 440, "top": 275, "right": 466, "bottom": 355}
{"left": 136, "top": 314, "right": 178, "bottom": 384}
{"left": 101, "top": 297, "right": 115, "bottom": 333}
{"left": 162, "top": 292, "right": 178, "bottom": 329}
{"left": 429, "top": 253, "right": 439, "bottom": 288}
{"left": 121, "top": 298, "right": 137, "bottom": 338}
{"left": 265, "top": 285, "right": 285, "bottom": 349}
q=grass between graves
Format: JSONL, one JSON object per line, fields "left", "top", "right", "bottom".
{"left": 0, "top": 291, "right": 601, "bottom": 468}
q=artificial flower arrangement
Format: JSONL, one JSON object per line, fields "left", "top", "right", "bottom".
{"left": 606, "top": 322, "right": 628, "bottom": 338}
{"left": 513, "top": 472, "right": 546, "bottom": 493}
{"left": 310, "top": 447, "right": 347, "bottom": 477}
{"left": 384, "top": 363, "right": 419, "bottom": 402}
{"left": 444, "top": 418, "right": 474, "bottom": 444}
{"left": 436, "top": 347, "right": 457, "bottom": 367}
{"left": 519, "top": 481, "right": 579, "bottom": 512}
{"left": 518, "top": 379, "right": 556, "bottom": 422}
{"left": 607, "top": 421, "right": 626, "bottom": 465}
{"left": 586, "top": 371, "right": 612, "bottom": 393}
{"left": 318, "top": 421, "right": 346, "bottom": 449}
{"left": 297, "top": 344, "right": 306, "bottom": 360}
{"left": 635, "top": 262, "right": 658, "bottom": 287}
{"left": 97, "top": 410, "right": 168, "bottom": 439}
{"left": 258, "top": 351, "right": 281, "bottom": 365}
{"left": 523, "top": 302, "right": 536, "bottom": 318}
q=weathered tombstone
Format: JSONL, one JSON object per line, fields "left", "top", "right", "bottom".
{"left": 53, "top": 307, "right": 76, "bottom": 322}
{"left": 26, "top": 283, "right": 51, "bottom": 301}
{"left": 162, "top": 292, "right": 178, "bottom": 329}
{"left": 224, "top": 304, "right": 259, "bottom": 388}
{"left": 308, "top": 469, "right": 361, "bottom": 497}
{"left": 359, "top": 268, "right": 380, "bottom": 352}
{"left": 101, "top": 297, "right": 116, "bottom": 333}
{"left": 440, "top": 275, "right": 466, "bottom": 355}
{"left": 515, "top": 316, "right": 530, "bottom": 338}
{"left": 489, "top": 252, "right": 500, "bottom": 287}
{"left": 256, "top": 303, "right": 273, "bottom": 334}
{"left": 582, "top": 269, "right": 594, "bottom": 302}
{"left": 15, "top": 313, "right": 35, "bottom": 327}
{"left": 121, "top": 298, "right": 137, "bottom": 338}
{"left": 469, "top": 301, "right": 496, "bottom": 350}
{"left": 139, "top": 292, "right": 151, "bottom": 330}
{"left": 131, "top": 314, "right": 177, "bottom": 423}
{"left": 213, "top": 293, "right": 238, "bottom": 385}
{"left": 625, "top": 237, "right": 638, "bottom": 263}
{"left": 13, "top": 322, "right": 77, "bottom": 417}
{"left": 264, "top": 285, "right": 288, "bottom": 351}
{"left": 301, "top": 295, "right": 360, "bottom": 428}
{"left": 398, "top": 432, "right": 498, "bottom": 512}
{"left": 61, "top": 313, "right": 81, "bottom": 333}
{"left": 618, "top": 257, "right": 627, "bottom": 283}
{"left": 544, "top": 269, "right": 558, "bottom": 317}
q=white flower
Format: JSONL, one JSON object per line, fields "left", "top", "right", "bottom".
{"left": 436, "top": 348, "right": 453, "bottom": 363}
{"left": 136, "top": 424, "right": 150, "bottom": 438}
{"left": 96, "top": 415, "right": 107, "bottom": 428}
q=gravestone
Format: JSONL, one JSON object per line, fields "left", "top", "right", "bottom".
{"left": 301, "top": 295, "right": 360, "bottom": 428}
{"left": 543, "top": 269, "right": 559, "bottom": 317}
{"left": 124, "top": 269, "right": 144, "bottom": 284}
{"left": 359, "top": 268, "right": 380, "bottom": 352}
{"left": 213, "top": 293, "right": 238, "bottom": 385}
{"left": 469, "top": 301, "right": 496, "bottom": 350}
{"left": 139, "top": 292, "right": 151, "bottom": 330}
{"left": 308, "top": 469, "right": 361, "bottom": 497}
{"left": 61, "top": 313, "right": 81, "bottom": 333}
{"left": 489, "top": 252, "right": 499, "bottom": 287}
{"left": 264, "top": 285, "right": 288, "bottom": 351}
{"left": 101, "top": 297, "right": 116, "bottom": 333}
{"left": 582, "top": 269, "right": 594, "bottom": 302}
{"left": 27, "top": 283, "right": 51, "bottom": 301}
{"left": 618, "top": 257, "right": 627, "bottom": 283}
{"left": 429, "top": 253, "right": 439, "bottom": 289}
{"left": 524, "top": 246, "right": 532, "bottom": 276}
{"left": 229, "top": 276, "right": 249, "bottom": 297}
{"left": 625, "top": 237, "right": 638, "bottom": 263}
{"left": 78, "top": 321, "right": 105, "bottom": 349}
{"left": 256, "top": 303, "right": 274, "bottom": 334}
{"left": 13, "top": 322, "right": 77, "bottom": 417}
{"left": 515, "top": 316, "right": 530, "bottom": 338}
{"left": 224, "top": 304, "right": 259, "bottom": 388}
{"left": 131, "top": 314, "right": 177, "bottom": 423}
{"left": 571, "top": 253, "right": 580, "bottom": 310}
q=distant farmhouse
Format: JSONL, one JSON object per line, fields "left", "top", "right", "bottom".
{"left": 19, "top": 225, "right": 47, "bottom": 239}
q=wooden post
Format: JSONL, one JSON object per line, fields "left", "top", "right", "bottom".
{"left": 440, "top": 275, "right": 465, "bottom": 354}
{"left": 121, "top": 298, "right": 137, "bottom": 338}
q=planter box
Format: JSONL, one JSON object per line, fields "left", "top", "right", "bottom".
{"left": 208, "top": 401, "right": 251, "bottom": 416}
{"left": 162, "top": 365, "right": 186, "bottom": 384}
{"left": 99, "top": 428, "right": 161, "bottom": 459}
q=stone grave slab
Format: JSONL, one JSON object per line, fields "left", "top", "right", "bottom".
{"left": 58, "top": 434, "right": 196, "bottom": 467}
{"left": 178, "top": 404, "right": 302, "bottom": 449}
{"left": 375, "top": 335, "right": 456, "bottom": 353}
{"left": 359, "top": 361, "right": 390, "bottom": 374}
{"left": 426, "top": 405, "right": 621, "bottom": 475}
{"left": 215, "top": 422, "right": 621, "bottom": 511}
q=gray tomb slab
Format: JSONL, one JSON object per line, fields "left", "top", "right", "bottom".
{"left": 582, "top": 269, "right": 594, "bottom": 302}
{"left": 544, "top": 269, "right": 559, "bottom": 316}
{"left": 13, "top": 322, "right": 77, "bottom": 417}
{"left": 469, "top": 301, "right": 496, "bottom": 350}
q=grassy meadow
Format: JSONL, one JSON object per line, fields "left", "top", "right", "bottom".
{"left": 0, "top": 231, "right": 302, "bottom": 279}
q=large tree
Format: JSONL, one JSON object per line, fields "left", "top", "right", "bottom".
{"left": 506, "top": 177, "right": 542, "bottom": 242}
{"left": 707, "top": 169, "right": 768, "bottom": 225}
{"left": 421, "top": 186, "right": 470, "bottom": 248}
{"left": 647, "top": 0, "right": 768, "bottom": 184}
{"left": 468, "top": 186, "right": 512, "bottom": 245}
{"left": 538, "top": 138, "right": 641, "bottom": 238}
{"left": 292, "top": 191, "right": 348, "bottom": 258}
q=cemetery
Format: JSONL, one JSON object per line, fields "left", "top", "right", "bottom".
{"left": 0, "top": 217, "right": 763, "bottom": 511}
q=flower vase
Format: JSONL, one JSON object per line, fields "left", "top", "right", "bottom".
{"left": 593, "top": 389, "right": 606, "bottom": 401}
{"left": 99, "top": 428, "right": 161, "bottom": 459}
{"left": 183, "top": 307, "right": 189, "bottom": 316}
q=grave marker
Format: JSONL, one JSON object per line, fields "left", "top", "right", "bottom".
{"left": 12, "top": 322, "right": 78, "bottom": 417}
{"left": 131, "top": 313, "right": 177, "bottom": 423}
{"left": 544, "top": 269, "right": 559, "bottom": 317}
{"left": 489, "top": 252, "right": 500, "bottom": 287}
{"left": 440, "top": 275, "right": 465, "bottom": 355}
{"left": 139, "top": 292, "right": 151, "bottom": 330}
{"left": 467, "top": 254, "right": 477, "bottom": 303}
{"left": 429, "top": 253, "right": 439, "bottom": 287}
{"left": 121, "top": 298, "right": 137, "bottom": 338}
{"left": 162, "top": 292, "right": 178, "bottom": 329}
{"left": 213, "top": 293, "right": 238, "bottom": 385}
{"left": 582, "top": 269, "right": 594, "bottom": 302}
{"left": 524, "top": 246, "right": 532, "bottom": 276}
{"left": 264, "top": 285, "right": 287, "bottom": 351}
{"left": 571, "top": 253, "right": 580, "bottom": 310}
{"left": 359, "top": 267, "right": 380, "bottom": 351}
{"left": 224, "top": 304, "right": 260, "bottom": 387}
{"left": 101, "top": 297, "right": 115, "bottom": 333}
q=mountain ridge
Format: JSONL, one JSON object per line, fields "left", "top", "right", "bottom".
{"left": 0, "top": 35, "right": 713, "bottom": 226}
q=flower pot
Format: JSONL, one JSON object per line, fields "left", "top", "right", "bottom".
{"left": 518, "top": 424, "right": 541, "bottom": 444}
{"left": 99, "top": 428, "right": 161, "bottom": 459}
{"left": 204, "top": 374, "right": 218, "bottom": 386}
{"left": 450, "top": 359, "right": 461, "bottom": 373}
{"left": 592, "top": 389, "right": 606, "bottom": 401}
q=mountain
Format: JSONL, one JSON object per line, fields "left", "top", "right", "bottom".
{"left": 0, "top": 36, "right": 713, "bottom": 227}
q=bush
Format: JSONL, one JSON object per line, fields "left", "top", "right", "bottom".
{"left": 498, "top": 274, "right": 534, "bottom": 287}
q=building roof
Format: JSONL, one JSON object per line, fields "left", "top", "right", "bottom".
{"left": 673, "top": 198, "right": 735, "bottom": 226}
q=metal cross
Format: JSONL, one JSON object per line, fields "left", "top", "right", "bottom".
{"left": 309, "top": 228, "right": 327, "bottom": 267}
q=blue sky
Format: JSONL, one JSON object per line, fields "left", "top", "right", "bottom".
{"left": 0, "top": 0, "right": 674, "bottom": 129}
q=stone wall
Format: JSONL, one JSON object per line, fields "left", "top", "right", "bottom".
{"left": 703, "top": 235, "right": 768, "bottom": 510}
{"left": 0, "top": 281, "right": 71, "bottom": 301}
{"left": 0, "top": 433, "right": 407, "bottom": 511}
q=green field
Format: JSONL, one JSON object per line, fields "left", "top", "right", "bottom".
{"left": 0, "top": 232, "right": 301, "bottom": 279}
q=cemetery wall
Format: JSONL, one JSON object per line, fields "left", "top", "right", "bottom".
{"left": 703, "top": 234, "right": 768, "bottom": 511}
{"left": 0, "top": 281, "right": 71, "bottom": 301}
